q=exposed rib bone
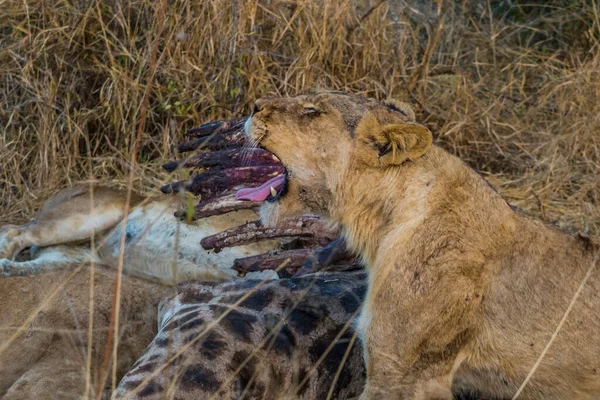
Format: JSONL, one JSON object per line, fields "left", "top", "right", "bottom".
{"left": 176, "top": 129, "right": 247, "bottom": 153}
{"left": 200, "top": 215, "right": 338, "bottom": 252}
{"left": 293, "top": 238, "right": 355, "bottom": 276}
{"left": 163, "top": 148, "right": 280, "bottom": 173}
{"left": 160, "top": 166, "right": 284, "bottom": 198}
{"left": 233, "top": 248, "right": 316, "bottom": 276}
{"left": 174, "top": 193, "right": 260, "bottom": 220}
{"left": 184, "top": 117, "right": 247, "bottom": 138}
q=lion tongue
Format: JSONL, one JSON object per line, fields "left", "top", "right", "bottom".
{"left": 235, "top": 175, "right": 286, "bottom": 201}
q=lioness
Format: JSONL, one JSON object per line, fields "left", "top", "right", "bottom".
{"left": 238, "top": 91, "right": 600, "bottom": 399}
{"left": 0, "top": 184, "right": 278, "bottom": 284}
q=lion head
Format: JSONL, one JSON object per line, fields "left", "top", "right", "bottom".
{"left": 238, "top": 91, "right": 433, "bottom": 225}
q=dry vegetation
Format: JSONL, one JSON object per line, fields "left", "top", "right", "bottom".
{"left": 1, "top": 0, "right": 598, "bottom": 236}
{"left": 0, "top": 1, "right": 599, "bottom": 398}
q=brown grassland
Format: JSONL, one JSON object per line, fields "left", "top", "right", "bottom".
{"left": 1, "top": 0, "right": 598, "bottom": 236}
{"left": 0, "top": 0, "right": 599, "bottom": 397}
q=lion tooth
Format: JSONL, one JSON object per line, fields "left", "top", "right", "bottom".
{"left": 270, "top": 186, "right": 277, "bottom": 197}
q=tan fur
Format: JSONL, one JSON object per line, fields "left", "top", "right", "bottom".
{"left": 0, "top": 184, "right": 278, "bottom": 284}
{"left": 246, "top": 91, "right": 600, "bottom": 399}
{"left": 0, "top": 265, "right": 165, "bottom": 399}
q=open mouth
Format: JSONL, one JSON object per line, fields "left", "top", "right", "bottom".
{"left": 235, "top": 171, "right": 288, "bottom": 203}
{"left": 161, "top": 115, "right": 361, "bottom": 278}
{"left": 160, "top": 117, "right": 289, "bottom": 216}
{"left": 236, "top": 117, "right": 288, "bottom": 203}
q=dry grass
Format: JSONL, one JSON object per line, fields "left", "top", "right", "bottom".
{"left": 1, "top": 0, "right": 598, "bottom": 235}
{"left": 1, "top": 1, "right": 599, "bottom": 397}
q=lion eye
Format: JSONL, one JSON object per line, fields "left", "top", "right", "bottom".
{"left": 302, "top": 105, "right": 322, "bottom": 116}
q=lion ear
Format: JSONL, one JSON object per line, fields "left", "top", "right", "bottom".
{"left": 376, "top": 122, "right": 432, "bottom": 165}
{"left": 383, "top": 99, "right": 416, "bottom": 121}
{"left": 355, "top": 111, "right": 432, "bottom": 167}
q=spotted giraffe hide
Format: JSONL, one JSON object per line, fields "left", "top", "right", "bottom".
{"left": 116, "top": 271, "right": 368, "bottom": 399}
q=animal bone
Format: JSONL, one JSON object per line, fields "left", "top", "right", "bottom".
{"left": 184, "top": 117, "right": 247, "bottom": 139}
{"left": 174, "top": 193, "right": 260, "bottom": 220}
{"left": 233, "top": 246, "right": 360, "bottom": 277}
{"left": 161, "top": 166, "right": 285, "bottom": 198}
{"left": 162, "top": 147, "right": 280, "bottom": 173}
{"left": 232, "top": 248, "right": 319, "bottom": 276}
{"left": 293, "top": 238, "right": 355, "bottom": 277}
{"left": 200, "top": 215, "right": 339, "bottom": 253}
{"left": 176, "top": 120, "right": 248, "bottom": 153}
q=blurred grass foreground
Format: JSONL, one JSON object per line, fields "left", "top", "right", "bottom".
{"left": 0, "top": 0, "right": 598, "bottom": 236}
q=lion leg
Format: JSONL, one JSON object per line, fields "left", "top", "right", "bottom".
{"left": 359, "top": 374, "right": 454, "bottom": 400}
{"left": 358, "top": 321, "right": 465, "bottom": 400}
{"left": 357, "top": 269, "right": 474, "bottom": 400}
{"left": 3, "top": 339, "right": 88, "bottom": 400}
{"left": 359, "top": 351, "right": 456, "bottom": 400}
